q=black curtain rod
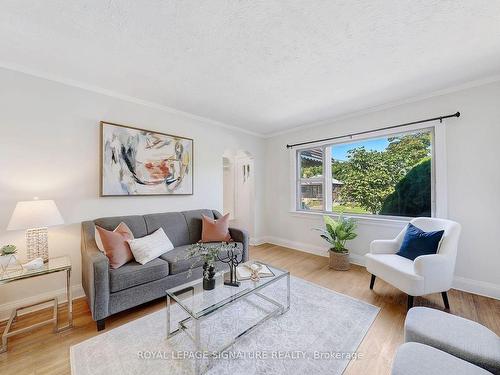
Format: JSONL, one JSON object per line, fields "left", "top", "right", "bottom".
{"left": 286, "top": 111, "right": 460, "bottom": 149}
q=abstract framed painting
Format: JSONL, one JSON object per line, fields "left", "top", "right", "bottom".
{"left": 100, "top": 121, "right": 193, "bottom": 196}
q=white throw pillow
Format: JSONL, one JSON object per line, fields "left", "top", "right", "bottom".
{"left": 127, "top": 228, "right": 174, "bottom": 265}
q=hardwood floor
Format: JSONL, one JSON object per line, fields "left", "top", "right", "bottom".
{"left": 1, "top": 244, "right": 499, "bottom": 375}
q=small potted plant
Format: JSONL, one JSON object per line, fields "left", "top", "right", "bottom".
{"left": 186, "top": 242, "right": 232, "bottom": 290}
{"left": 316, "top": 215, "right": 357, "bottom": 271}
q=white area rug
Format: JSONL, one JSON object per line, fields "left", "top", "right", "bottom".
{"left": 71, "top": 277, "right": 379, "bottom": 375}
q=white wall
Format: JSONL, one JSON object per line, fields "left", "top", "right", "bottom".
{"left": 263, "top": 80, "right": 500, "bottom": 299}
{"left": 0, "top": 68, "right": 265, "bottom": 315}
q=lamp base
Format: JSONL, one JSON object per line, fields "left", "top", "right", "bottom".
{"left": 26, "top": 227, "right": 49, "bottom": 262}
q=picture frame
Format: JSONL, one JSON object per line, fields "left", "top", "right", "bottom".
{"left": 100, "top": 121, "right": 194, "bottom": 196}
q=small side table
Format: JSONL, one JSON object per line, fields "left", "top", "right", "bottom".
{"left": 0, "top": 256, "right": 72, "bottom": 353}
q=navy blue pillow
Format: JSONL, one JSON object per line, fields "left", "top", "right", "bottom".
{"left": 397, "top": 223, "right": 444, "bottom": 261}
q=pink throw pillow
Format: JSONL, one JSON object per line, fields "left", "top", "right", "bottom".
{"left": 201, "top": 214, "right": 232, "bottom": 243}
{"left": 95, "top": 222, "right": 134, "bottom": 269}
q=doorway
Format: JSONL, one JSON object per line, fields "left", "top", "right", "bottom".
{"left": 222, "top": 150, "right": 255, "bottom": 237}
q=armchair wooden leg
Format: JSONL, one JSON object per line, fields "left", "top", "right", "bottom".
{"left": 96, "top": 319, "right": 105, "bottom": 331}
{"left": 407, "top": 295, "right": 414, "bottom": 310}
{"left": 369, "top": 274, "right": 376, "bottom": 290}
{"left": 441, "top": 292, "right": 450, "bottom": 310}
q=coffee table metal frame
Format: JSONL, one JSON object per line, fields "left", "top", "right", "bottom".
{"left": 166, "top": 264, "right": 290, "bottom": 374}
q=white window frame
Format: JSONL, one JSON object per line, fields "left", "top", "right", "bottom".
{"left": 290, "top": 120, "right": 448, "bottom": 221}
{"left": 296, "top": 148, "right": 327, "bottom": 211}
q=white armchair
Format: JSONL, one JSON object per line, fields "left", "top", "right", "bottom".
{"left": 365, "top": 217, "right": 461, "bottom": 310}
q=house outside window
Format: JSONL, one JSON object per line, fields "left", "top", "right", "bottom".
{"left": 296, "top": 128, "right": 435, "bottom": 218}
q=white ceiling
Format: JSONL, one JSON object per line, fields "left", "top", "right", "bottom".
{"left": 1, "top": 1, "right": 500, "bottom": 136}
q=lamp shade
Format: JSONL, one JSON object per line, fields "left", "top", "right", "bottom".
{"left": 7, "top": 200, "right": 64, "bottom": 230}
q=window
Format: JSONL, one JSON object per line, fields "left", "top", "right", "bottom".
{"left": 297, "top": 148, "right": 324, "bottom": 210}
{"left": 296, "top": 128, "right": 434, "bottom": 218}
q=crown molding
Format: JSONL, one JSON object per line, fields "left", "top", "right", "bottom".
{"left": 3, "top": 61, "right": 500, "bottom": 140}
{"left": 263, "top": 74, "right": 500, "bottom": 138}
{"left": 0, "top": 62, "right": 264, "bottom": 138}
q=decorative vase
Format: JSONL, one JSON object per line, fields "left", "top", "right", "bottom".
{"left": 0, "top": 254, "right": 19, "bottom": 268}
{"left": 329, "top": 250, "right": 350, "bottom": 271}
{"left": 202, "top": 263, "right": 216, "bottom": 290}
{"left": 0, "top": 254, "right": 22, "bottom": 276}
{"left": 0, "top": 255, "right": 12, "bottom": 268}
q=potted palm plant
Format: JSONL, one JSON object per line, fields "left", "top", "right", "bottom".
{"left": 316, "top": 215, "right": 357, "bottom": 271}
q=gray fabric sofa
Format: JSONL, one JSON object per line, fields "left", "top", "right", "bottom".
{"left": 81, "top": 209, "right": 248, "bottom": 331}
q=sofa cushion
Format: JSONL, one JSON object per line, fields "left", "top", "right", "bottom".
{"left": 128, "top": 228, "right": 175, "bottom": 264}
{"left": 160, "top": 242, "right": 243, "bottom": 275}
{"left": 392, "top": 342, "right": 491, "bottom": 375}
{"left": 365, "top": 253, "right": 424, "bottom": 296}
{"left": 95, "top": 223, "right": 134, "bottom": 269}
{"left": 143, "top": 212, "right": 190, "bottom": 247}
{"left": 94, "top": 215, "right": 148, "bottom": 238}
{"left": 182, "top": 209, "right": 217, "bottom": 244}
{"left": 109, "top": 258, "right": 169, "bottom": 293}
{"left": 201, "top": 213, "right": 231, "bottom": 242}
{"left": 405, "top": 307, "right": 500, "bottom": 374}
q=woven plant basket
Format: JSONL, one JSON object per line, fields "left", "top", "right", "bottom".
{"left": 329, "top": 251, "right": 350, "bottom": 271}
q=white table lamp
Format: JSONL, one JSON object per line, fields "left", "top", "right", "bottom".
{"left": 7, "top": 199, "right": 64, "bottom": 262}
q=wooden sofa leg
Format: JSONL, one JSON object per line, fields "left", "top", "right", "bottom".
{"left": 441, "top": 292, "right": 450, "bottom": 310}
{"left": 407, "top": 295, "right": 414, "bottom": 310}
{"left": 96, "top": 319, "right": 105, "bottom": 331}
{"left": 369, "top": 274, "right": 376, "bottom": 290}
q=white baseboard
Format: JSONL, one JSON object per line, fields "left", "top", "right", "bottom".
{"left": 452, "top": 276, "right": 500, "bottom": 300}
{"left": 261, "top": 236, "right": 499, "bottom": 300}
{"left": 260, "top": 236, "right": 368, "bottom": 266}
{"left": 0, "top": 284, "right": 85, "bottom": 322}
{"left": 259, "top": 236, "right": 327, "bottom": 256}
{"left": 348, "top": 253, "right": 367, "bottom": 267}
{"left": 250, "top": 237, "right": 267, "bottom": 246}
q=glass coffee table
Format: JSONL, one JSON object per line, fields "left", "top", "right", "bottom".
{"left": 166, "top": 262, "right": 290, "bottom": 374}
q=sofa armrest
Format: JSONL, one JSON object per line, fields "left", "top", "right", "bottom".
{"left": 81, "top": 221, "right": 110, "bottom": 321}
{"left": 370, "top": 239, "right": 400, "bottom": 254}
{"left": 229, "top": 227, "right": 249, "bottom": 262}
{"left": 414, "top": 254, "right": 454, "bottom": 293}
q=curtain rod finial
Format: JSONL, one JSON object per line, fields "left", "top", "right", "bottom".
{"left": 455, "top": 111, "right": 460, "bottom": 117}
{"left": 286, "top": 144, "right": 292, "bottom": 149}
